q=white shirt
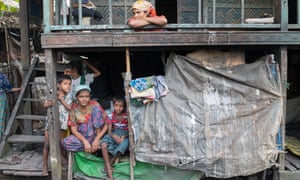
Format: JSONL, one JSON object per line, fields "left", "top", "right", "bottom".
{"left": 71, "top": 73, "right": 94, "bottom": 100}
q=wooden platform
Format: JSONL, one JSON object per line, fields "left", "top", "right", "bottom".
{"left": 0, "top": 151, "right": 47, "bottom": 176}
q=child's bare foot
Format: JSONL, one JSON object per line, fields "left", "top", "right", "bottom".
{"left": 106, "top": 177, "right": 113, "bottom": 180}
{"left": 102, "top": 167, "right": 114, "bottom": 174}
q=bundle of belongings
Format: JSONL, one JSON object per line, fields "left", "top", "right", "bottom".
{"left": 129, "top": 75, "right": 169, "bottom": 105}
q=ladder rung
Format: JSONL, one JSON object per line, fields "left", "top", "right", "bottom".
{"left": 22, "top": 98, "right": 43, "bottom": 102}
{"left": 34, "top": 66, "right": 64, "bottom": 72}
{"left": 3, "top": 170, "right": 46, "bottom": 176}
{"left": 7, "top": 135, "right": 44, "bottom": 143}
{"left": 16, "top": 115, "right": 47, "bottom": 121}
{"left": 29, "top": 82, "right": 47, "bottom": 86}
{"left": 33, "top": 67, "right": 46, "bottom": 71}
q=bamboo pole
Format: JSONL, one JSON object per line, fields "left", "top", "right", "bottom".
{"left": 124, "top": 48, "right": 135, "bottom": 180}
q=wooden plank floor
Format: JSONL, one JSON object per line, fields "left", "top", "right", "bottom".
{"left": 0, "top": 151, "right": 47, "bottom": 176}
{"left": 286, "top": 153, "right": 300, "bottom": 171}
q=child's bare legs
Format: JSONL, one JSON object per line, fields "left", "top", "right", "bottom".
{"left": 101, "top": 142, "right": 113, "bottom": 180}
{"left": 110, "top": 152, "right": 121, "bottom": 165}
{"left": 42, "top": 130, "right": 49, "bottom": 176}
{"left": 60, "top": 130, "right": 68, "bottom": 169}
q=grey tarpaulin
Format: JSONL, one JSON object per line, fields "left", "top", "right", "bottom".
{"left": 130, "top": 53, "right": 282, "bottom": 178}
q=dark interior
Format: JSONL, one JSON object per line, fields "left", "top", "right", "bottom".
{"left": 63, "top": 47, "right": 300, "bottom": 111}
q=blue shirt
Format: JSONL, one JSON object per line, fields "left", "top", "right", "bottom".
{"left": 0, "top": 74, "right": 12, "bottom": 94}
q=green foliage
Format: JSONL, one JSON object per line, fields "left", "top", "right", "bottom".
{"left": 0, "top": 0, "right": 19, "bottom": 17}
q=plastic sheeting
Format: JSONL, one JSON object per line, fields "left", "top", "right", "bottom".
{"left": 73, "top": 152, "right": 203, "bottom": 180}
{"left": 130, "top": 53, "right": 282, "bottom": 178}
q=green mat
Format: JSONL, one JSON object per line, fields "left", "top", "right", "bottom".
{"left": 73, "top": 152, "right": 204, "bottom": 180}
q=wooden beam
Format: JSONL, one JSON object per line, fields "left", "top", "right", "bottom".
{"left": 20, "top": 0, "right": 30, "bottom": 66}
{"left": 4, "top": 26, "right": 10, "bottom": 65}
{"left": 20, "top": 0, "right": 32, "bottom": 136}
{"left": 44, "top": 49, "right": 62, "bottom": 180}
{"left": 49, "top": 23, "right": 281, "bottom": 31}
{"left": 279, "top": 0, "right": 288, "bottom": 172}
{"left": 278, "top": 47, "right": 287, "bottom": 171}
{"left": 42, "top": 31, "right": 300, "bottom": 48}
{"left": 124, "top": 48, "right": 135, "bottom": 180}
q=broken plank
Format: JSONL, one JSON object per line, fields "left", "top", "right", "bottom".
{"left": 285, "top": 159, "right": 298, "bottom": 171}
{"left": 286, "top": 153, "right": 300, "bottom": 169}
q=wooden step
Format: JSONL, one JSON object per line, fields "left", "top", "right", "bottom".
{"left": 0, "top": 151, "right": 49, "bottom": 177}
{"left": 29, "top": 82, "right": 47, "bottom": 86}
{"left": 33, "top": 67, "right": 46, "bottom": 71}
{"left": 7, "top": 135, "right": 44, "bottom": 143}
{"left": 34, "top": 65, "right": 64, "bottom": 72}
{"left": 22, "top": 98, "right": 43, "bottom": 102}
{"left": 2, "top": 170, "right": 46, "bottom": 176}
{"left": 16, "top": 115, "right": 47, "bottom": 121}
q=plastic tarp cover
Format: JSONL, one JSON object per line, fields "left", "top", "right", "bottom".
{"left": 73, "top": 152, "right": 203, "bottom": 180}
{"left": 130, "top": 53, "right": 282, "bottom": 178}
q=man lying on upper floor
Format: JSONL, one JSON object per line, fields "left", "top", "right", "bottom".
{"left": 72, "top": 0, "right": 103, "bottom": 21}
{"left": 127, "top": 0, "right": 167, "bottom": 30}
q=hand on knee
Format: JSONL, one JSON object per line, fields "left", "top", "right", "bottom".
{"left": 101, "top": 142, "right": 107, "bottom": 149}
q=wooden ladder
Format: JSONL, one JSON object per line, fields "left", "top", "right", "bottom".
{"left": 0, "top": 56, "right": 47, "bottom": 157}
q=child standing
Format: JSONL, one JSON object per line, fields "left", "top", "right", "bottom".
{"left": 42, "top": 74, "right": 72, "bottom": 176}
{"left": 64, "top": 58, "right": 101, "bottom": 100}
{"left": 100, "top": 97, "right": 129, "bottom": 180}
{"left": 61, "top": 85, "right": 107, "bottom": 153}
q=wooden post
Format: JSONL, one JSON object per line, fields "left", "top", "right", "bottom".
{"left": 278, "top": 0, "right": 288, "bottom": 171}
{"left": 20, "top": 0, "right": 32, "bottom": 136}
{"left": 124, "top": 48, "right": 135, "bottom": 180}
{"left": 45, "top": 49, "right": 62, "bottom": 180}
{"left": 126, "top": 48, "right": 131, "bottom": 73}
{"left": 4, "top": 25, "right": 10, "bottom": 65}
{"left": 278, "top": 47, "right": 287, "bottom": 171}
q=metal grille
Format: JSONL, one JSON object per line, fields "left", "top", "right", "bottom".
{"left": 179, "top": 0, "right": 273, "bottom": 24}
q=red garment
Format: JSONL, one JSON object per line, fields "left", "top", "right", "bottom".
{"left": 107, "top": 112, "right": 128, "bottom": 130}
{"left": 149, "top": 7, "right": 157, "bottom": 17}
{"left": 68, "top": 100, "right": 108, "bottom": 126}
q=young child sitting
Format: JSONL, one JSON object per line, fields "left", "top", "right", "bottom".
{"left": 100, "top": 97, "right": 129, "bottom": 180}
{"left": 42, "top": 74, "right": 72, "bottom": 176}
